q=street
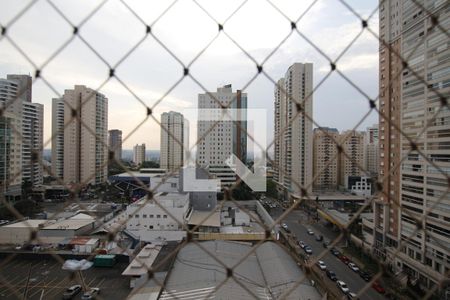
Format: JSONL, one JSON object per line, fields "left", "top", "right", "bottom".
{"left": 268, "top": 201, "right": 386, "bottom": 300}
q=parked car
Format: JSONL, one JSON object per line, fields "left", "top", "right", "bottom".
{"left": 281, "top": 223, "right": 290, "bottom": 233}
{"left": 330, "top": 248, "right": 340, "bottom": 256}
{"left": 63, "top": 285, "right": 82, "bottom": 299}
{"left": 359, "top": 270, "right": 372, "bottom": 281}
{"left": 81, "top": 288, "right": 100, "bottom": 300}
{"left": 317, "top": 260, "right": 327, "bottom": 270}
{"left": 307, "top": 228, "right": 314, "bottom": 235}
{"left": 372, "top": 281, "right": 386, "bottom": 294}
{"left": 347, "top": 292, "right": 359, "bottom": 299}
{"left": 326, "top": 270, "right": 337, "bottom": 281}
{"left": 298, "top": 241, "right": 305, "bottom": 248}
{"left": 304, "top": 246, "right": 313, "bottom": 255}
{"left": 336, "top": 280, "right": 350, "bottom": 294}
{"left": 348, "top": 262, "right": 360, "bottom": 272}
{"left": 323, "top": 240, "right": 330, "bottom": 248}
{"left": 339, "top": 255, "right": 350, "bottom": 264}
{"left": 315, "top": 234, "right": 323, "bottom": 241}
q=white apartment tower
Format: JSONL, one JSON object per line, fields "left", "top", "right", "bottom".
{"left": 0, "top": 74, "right": 43, "bottom": 196}
{"left": 133, "top": 143, "right": 146, "bottom": 166}
{"left": 22, "top": 101, "right": 43, "bottom": 187}
{"left": 62, "top": 85, "right": 108, "bottom": 185}
{"left": 375, "top": 0, "right": 450, "bottom": 292}
{"left": 160, "top": 112, "right": 186, "bottom": 172}
{"left": 274, "top": 63, "right": 313, "bottom": 200}
{"left": 197, "top": 84, "right": 247, "bottom": 188}
{"left": 51, "top": 98, "right": 64, "bottom": 179}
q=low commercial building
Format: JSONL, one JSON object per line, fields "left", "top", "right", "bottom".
{"left": 68, "top": 237, "right": 99, "bottom": 253}
{"left": 122, "top": 244, "right": 163, "bottom": 288}
{"left": 38, "top": 219, "right": 96, "bottom": 244}
{"left": 0, "top": 219, "right": 47, "bottom": 244}
{"left": 125, "top": 192, "right": 190, "bottom": 242}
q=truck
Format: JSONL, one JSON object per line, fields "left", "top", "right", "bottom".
{"left": 93, "top": 254, "right": 116, "bottom": 267}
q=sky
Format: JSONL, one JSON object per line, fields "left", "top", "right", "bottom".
{"left": 0, "top": 0, "right": 380, "bottom": 153}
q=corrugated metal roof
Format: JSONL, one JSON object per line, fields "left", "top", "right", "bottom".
{"left": 122, "top": 244, "right": 162, "bottom": 276}
{"left": 160, "top": 241, "right": 321, "bottom": 300}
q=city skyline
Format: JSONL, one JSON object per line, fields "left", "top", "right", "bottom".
{"left": 1, "top": 1, "right": 379, "bottom": 150}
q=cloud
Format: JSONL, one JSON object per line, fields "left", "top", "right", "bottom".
{"left": 0, "top": 0, "right": 380, "bottom": 150}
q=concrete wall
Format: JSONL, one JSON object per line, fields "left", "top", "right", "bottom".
{"left": 0, "top": 227, "right": 35, "bottom": 244}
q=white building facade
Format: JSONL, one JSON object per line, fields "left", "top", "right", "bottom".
{"left": 133, "top": 143, "right": 146, "bottom": 166}
{"left": 0, "top": 74, "right": 43, "bottom": 196}
{"left": 125, "top": 192, "right": 190, "bottom": 242}
{"left": 196, "top": 84, "right": 247, "bottom": 188}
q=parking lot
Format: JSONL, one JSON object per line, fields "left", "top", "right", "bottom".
{"left": 0, "top": 255, "right": 131, "bottom": 300}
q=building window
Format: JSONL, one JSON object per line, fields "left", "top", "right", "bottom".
{"left": 163, "top": 215, "right": 167, "bottom": 219}
{"left": 157, "top": 215, "right": 161, "bottom": 218}
{"left": 143, "top": 214, "right": 147, "bottom": 218}
{"left": 150, "top": 215, "right": 154, "bottom": 218}
{"left": 135, "top": 214, "right": 139, "bottom": 218}
{"left": 149, "top": 225, "right": 153, "bottom": 229}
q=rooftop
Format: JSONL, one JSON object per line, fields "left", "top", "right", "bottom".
{"left": 188, "top": 210, "right": 221, "bottom": 227}
{"left": 122, "top": 244, "right": 162, "bottom": 276}
{"left": 42, "top": 219, "right": 94, "bottom": 230}
{"left": 1, "top": 219, "right": 47, "bottom": 228}
{"left": 160, "top": 240, "right": 321, "bottom": 300}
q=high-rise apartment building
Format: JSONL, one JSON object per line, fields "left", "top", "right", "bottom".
{"left": 108, "top": 129, "right": 122, "bottom": 161}
{"left": 160, "top": 112, "right": 186, "bottom": 172}
{"left": 376, "top": 0, "right": 449, "bottom": 291}
{"left": 313, "top": 127, "right": 339, "bottom": 190}
{"left": 0, "top": 74, "right": 43, "bottom": 197}
{"left": 339, "top": 130, "right": 365, "bottom": 186}
{"left": 365, "top": 124, "right": 379, "bottom": 177}
{"left": 61, "top": 85, "right": 108, "bottom": 185}
{"left": 0, "top": 114, "right": 12, "bottom": 196}
{"left": 273, "top": 63, "right": 313, "bottom": 200}
{"left": 22, "top": 101, "right": 43, "bottom": 187}
{"left": 133, "top": 143, "right": 146, "bottom": 166}
{"left": 197, "top": 84, "right": 247, "bottom": 188}
{"left": 51, "top": 98, "right": 64, "bottom": 179}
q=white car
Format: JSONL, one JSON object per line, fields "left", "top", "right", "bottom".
{"left": 337, "top": 280, "right": 350, "bottom": 294}
{"left": 81, "top": 288, "right": 100, "bottom": 300}
{"left": 307, "top": 228, "right": 314, "bottom": 235}
{"left": 348, "top": 262, "right": 360, "bottom": 272}
{"left": 298, "top": 241, "right": 305, "bottom": 248}
{"left": 317, "top": 260, "right": 327, "bottom": 270}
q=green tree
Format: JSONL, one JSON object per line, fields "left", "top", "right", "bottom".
{"left": 266, "top": 179, "right": 277, "bottom": 198}
{"left": 140, "top": 161, "right": 160, "bottom": 168}
{"left": 231, "top": 181, "right": 254, "bottom": 200}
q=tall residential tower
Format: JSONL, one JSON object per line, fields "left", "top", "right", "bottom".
{"left": 108, "top": 129, "right": 123, "bottom": 161}
{"left": 273, "top": 63, "right": 313, "bottom": 201}
{"left": 160, "top": 112, "right": 186, "bottom": 172}
{"left": 375, "top": 0, "right": 449, "bottom": 292}
{"left": 61, "top": 85, "right": 108, "bottom": 185}
{"left": 196, "top": 84, "right": 247, "bottom": 188}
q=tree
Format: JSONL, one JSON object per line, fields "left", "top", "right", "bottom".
{"left": 266, "top": 179, "right": 278, "bottom": 198}
{"left": 140, "top": 161, "right": 160, "bottom": 168}
{"left": 231, "top": 181, "right": 254, "bottom": 200}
